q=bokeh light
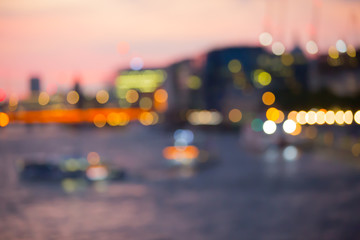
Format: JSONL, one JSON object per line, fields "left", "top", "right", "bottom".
{"left": 139, "top": 97, "right": 153, "bottom": 110}
{"left": 305, "top": 111, "right": 316, "bottom": 125}
{"left": 352, "top": 143, "right": 360, "bottom": 157}
{"left": 0, "top": 112, "right": 9, "bottom": 127}
{"left": 335, "top": 111, "right": 345, "bottom": 125}
{"left": 336, "top": 39, "right": 347, "bottom": 53}
{"left": 281, "top": 54, "right": 294, "bottom": 66}
{"left": 251, "top": 118, "right": 263, "bottom": 132}
{"left": 283, "top": 146, "right": 298, "bottom": 161}
{"left": 272, "top": 42, "right": 285, "bottom": 56}
{"left": 38, "top": 92, "right": 50, "bottom": 106}
{"left": 316, "top": 111, "right": 326, "bottom": 125}
{"left": 266, "top": 107, "right": 279, "bottom": 122}
{"left": 354, "top": 110, "right": 360, "bottom": 124}
{"left": 262, "top": 92, "right": 275, "bottom": 105}
{"left": 328, "top": 46, "right": 339, "bottom": 59}
{"left": 288, "top": 111, "right": 298, "bottom": 121}
{"left": 344, "top": 110, "right": 353, "bottom": 125}
{"left": 263, "top": 120, "right": 277, "bottom": 135}
{"left": 296, "top": 111, "right": 307, "bottom": 125}
{"left": 306, "top": 40, "right": 319, "bottom": 55}
{"left": 259, "top": 32, "right": 273, "bottom": 46}
{"left": 139, "top": 111, "right": 154, "bottom": 126}
{"left": 67, "top": 91, "right": 80, "bottom": 105}
{"left": 0, "top": 89, "right": 7, "bottom": 102}
{"left": 347, "top": 45, "right": 356, "bottom": 57}
{"left": 87, "top": 152, "right": 100, "bottom": 165}
{"left": 96, "top": 90, "right": 109, "bottom": 104}
{"left": 228, "top": 59, "right": 242, "bottom": 73}
{"left": 187, "top": 76, "right": 202, "bottom": 89}
{"left": 130, "top": 57, "right": 144, "bottom": 70}
{"left": 283, "top": 119, "right": 296, "bottom": 134}
{"left": 107, "top": 112, "right": 120, "bottom": 126}
{"left": 93, "top": 114, "right": 107, "bottom": 128}
{"left": 154, "top": 89, "right": 168, "bottom": 103}
{"left": 257, "top": 71, "right": 272, "bottom": 86}
{"left": 325, "top": 111, "right": 335, "bottom": 125}
{"left": 125, "top": 89, "right": 139, "bottom": 103}
{"left": 228, "top": 109, "right": 242, "bottom": 123}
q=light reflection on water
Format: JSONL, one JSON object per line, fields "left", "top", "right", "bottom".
{"left": 263, "top": 145, "right": 301, "bottom": 177}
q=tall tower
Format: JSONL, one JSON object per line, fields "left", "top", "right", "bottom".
{"left": 30, "top": 77, "right": 41, "bottom": 94}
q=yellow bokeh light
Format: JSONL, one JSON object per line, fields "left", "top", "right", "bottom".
{"left": 288, "top": 111, "right": 298, "bottom": 121}
{"left": 118, "top": 112, "right": 130, "bottom": 126}
{"left": 139, "top": 97, "right": 153, "bottom": 110}
{"left": 347, "top": 45, "right": 356, "bottom": 58}
{"left": 262, "top": 92, "right": 275, "bottom": 105}
{"left": 96, "top": 90, "right": 109, "bottom": 104}
{"left": 316, "top": 111, "right": 326, "bottom": 125}
{"left": 151, "top": 111, "right": 159, "bottom": 125}
{"left": 9, "top": 94, "right": 18, "bottom": 107}
{"left": 0, "top": 112, "right": 9, "bottom": 127}
{"left": 325, "top": 111, "right": 335, "bottom": 125}
{"left": 125, "top": 89, "right": 139, "bottom": 103}
{"left": 306, "top": 111, "right": 317, "bottom": 125}
{"left": 228, "top": 109, "right": 242, "bottom": 123}
{"left": 344, "top": 110, "right": 353, "bottom": 125}
{"left": 296, "top": 111, "right": 307, "bottom": 125}
{"left": 67, "top": 91, "right": 80, "bottom": 105}
{"left": 290, "top": 123, "right": 302, "bottom": 136}
{"left": 328, "top": 46, "right": 339, "bottom": 59}
{"left": 335, "top": 111, "right": 345, "bottom": 125}
{"left": 258, "top": 72, "right": 272, "bottom": 86}
{"left": 274, "top": 110, "right": 285, "bottom": 124}
{"left": 354, "top": 110, "right": 360, "bottom": 124}
{"left": 187, "top": 76, "right": 202, "bottom": 89}
{"left": 139, "top": 112, "right": 154, "bottom": 126}
{"left": 344, "top": 110, "right": 354, "bottom": 124}
{"left": 38, "top": 92, "right": 50, "bottom": 106}
{"left": 93, "top": 114, "right": 106, "bottom": 128}
{"left": 281, "top": 53, "right": 294, "bottom": 66}
{"left": 352, "top": 143, "right": 360, "bottom": 157}
{"left": 266, "top": 107, "right": 279, "bottom": 122}
{"left": 107, "top": 112, "right": 120, "bottom": 126}
{"left": 154, "top": 89, "right": 168, "bottom": 103}
{"left": 228, "top": 59, "right": 242, "bottom": 73}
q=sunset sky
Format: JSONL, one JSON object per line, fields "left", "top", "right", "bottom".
{"left": 0, "top": 0, "right": 359, "bottom": 97}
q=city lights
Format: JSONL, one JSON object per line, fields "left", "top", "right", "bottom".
{"left": 228, "top": 59, "right": 242, "bottom": 73}
{"left": 96, "top": 90, "right": 109, "bottom": 104}
{"left": 130, "top": 57, "right": 144, "bottom": 70}
{"left": 228, "top": 109, "right": 242, "bottom": 123}
{"left": 271, "top": 42, "right": 285, "bottom": 56}
{"left": 259, "top": 32, "right": 273, "bottom": 46}
{"left": 38, "top": 92, "right": 50, "bottom": 106}
{"left": 283, "top": 119, "right": 296, "bottom": 134}
{"left": 263, "top": 120, "right": 277, "bottom": 135}
{"left": 335, "top": 39, "right": 347, "bottom": 53}
{"left": 187, "top": 110, "right": 223, "bottom": 125}
{"left": 125, "top": 89, "right": 139, "bottom": 103}
{"left": 187, "top": 76, "right": 202, "bottom": 89}
{"left": 67, "top": 91, "right": 80, "bottom": 105}
{"left": 306, "top": 40, "right": 319, "bottom": 55}
{"left": 0, "top": 112, "right": 9, "bottom": 127}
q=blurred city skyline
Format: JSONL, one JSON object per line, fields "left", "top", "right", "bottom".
{"left": 1, "top": 0, "right": 360, "bottom": 96}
